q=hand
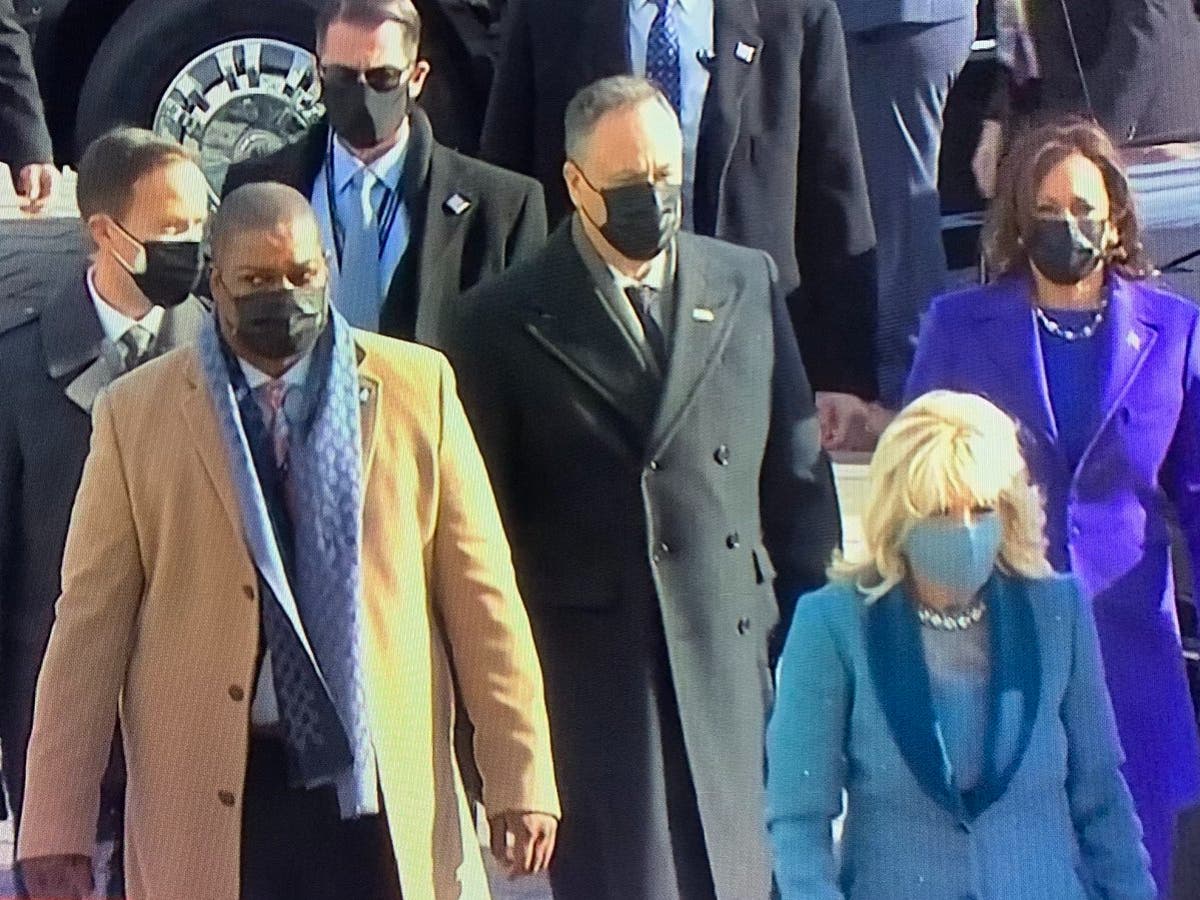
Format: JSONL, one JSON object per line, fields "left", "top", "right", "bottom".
{"left": 17, "top": 853, "right": 94, "bottom": 898}
{"left": 972, "top": 119, "right": 1003, "bottom": 200}
{"left": 488, "top": 810, "right": 558, "bottom": 877}
{"left": 14, "top": 162, "right": 60, "bottom": 214}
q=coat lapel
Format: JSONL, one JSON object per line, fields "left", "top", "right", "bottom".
{"left": 868, "top": 577, "right": 1043, "bottom": 822}
{"left": 866, "top": 588, "right": 962, "bottom": 819}
{"left": 961, "top": 575, "right": 1041, "bottom": 819}
{"left": 975, "top": 279, "right": 1063, "bottom": 451}
{"left": 1075, "top": 276, "right": 1157, "bottom": 473}
{"left": 353, "top": 340, "right": 381, "bottom": 480}
{"left": 412, "top": 139, "right": 478, "bottom": 344}
{"left": 647, "top": 236, "right": 739, "bottom": 456}
{"left": 583, "top": 0, "right": 632, "bottom": 78}
{"left": 40, "top": 274, "right": 114, "bottom": 414}
{"left": 693, "top": 0, "right": 762, "bottom": 235}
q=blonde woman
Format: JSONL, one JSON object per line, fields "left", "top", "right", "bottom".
{"left": 766, "top": 391, "right": 1154, "bottom": 899}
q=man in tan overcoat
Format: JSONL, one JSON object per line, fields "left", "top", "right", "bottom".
{"left": 16, "top": 182, "right": 559, "bottom": 900}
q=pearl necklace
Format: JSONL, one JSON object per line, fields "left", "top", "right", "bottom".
{"left": 1035, "top": 299, "right": 1108, "bottom": 342}
{"left": 917, "top": 599, "right": 988, "bottom": 632}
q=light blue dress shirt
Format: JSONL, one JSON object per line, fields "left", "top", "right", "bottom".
{"left": 628, "top": 0, "right": 713, "bottom": 231}
{"left": 311, "top": 125, "right": 411, "bottom": 328}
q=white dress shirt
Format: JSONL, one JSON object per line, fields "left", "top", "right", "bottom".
{"left": 311, "top": 122, "right": 412, "bottom": 318}
{"left": 238, "top": 353, "right": 313, "bottom": 727}
{"left": 628, "top": 0, "right": 714, "bottom": 230}
{"left": 86, "top": 267, "right": 165, "bottom": 345}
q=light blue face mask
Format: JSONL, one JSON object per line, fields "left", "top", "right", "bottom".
{"left": 902, "top": 511, "right": 1002, "bottom": 597}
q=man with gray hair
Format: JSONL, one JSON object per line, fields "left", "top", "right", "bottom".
{"left": 445, "top": 74, "right": 841, "bottom": 900}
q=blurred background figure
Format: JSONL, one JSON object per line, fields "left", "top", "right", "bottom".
{"left": 0, "top": 0, "right": 58, "bottom": 212}
{"left": 0, "top": 126, "right": 210, "bottom": 898}
{"left": 768, "top": 390, "right": 1155, "bottom": 900}
{"left": 972, "top": 0, "right": 1200, "bottom": 198}
{"left": 224, "top": 0, "right": 546, "bottom": 346}
{"left": 833, "top": 0, "right": 977, "bottom": 407}
{"left": 907, "top": 117, "right": 1200, "bottom": 893}
{"left": 479, "top": 0, "right": 880, "bottom": 404}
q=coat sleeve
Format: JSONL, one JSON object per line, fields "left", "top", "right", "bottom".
{"left": 765, "top": 588, "right": 849, "bottom": 900}
{"left": 760, "top": 252, "right": 843, "bottom": 649}
{"left": 1162, "top": 307, "right": 1200, "bottom": 596}
{"left": 902, "top": 294, "right": 959, "bottom": 406}
{"left": 504, "top": 179, "right": 548, "bottom": 265}
{"left": 16, "top": 392, "right": 144, "bottom": 862}
{"left": 1060, "top": 579, "right": 1158, "bottom": 899}
{"left": 1082, "top": 0, "right": 1172, "bottom": 140}
{"left": 430, "top": 357, "right": 559, "bottom": 819}
{"left": 479, "top": 0, "right": 537, "bottom": 176}
{"left": 0, "top": 0, "right": 52, "bottom": 173}
{"left": 791, "top": 0, "right": 879, "bottom": 400}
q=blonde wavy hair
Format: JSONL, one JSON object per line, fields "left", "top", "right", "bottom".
{"left": 831, "top": 391, "right": 1053, "bottom": 601}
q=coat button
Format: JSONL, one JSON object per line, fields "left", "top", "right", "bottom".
{"left": 228, "top": 685, "right": 245, "bottom": 702}
{"left": 726, "top": 533, "right": 741, "bottom": 549}
{"left": 737, "top": 617, "right": 751, "bottom": 635}
{"left": 714, "top": 445, "right": 730, "bottom": 466}
{"left": 242, "top": 584, "right": 255, "bottom": 600}
{"left": 218, "top": 790, "right": 236, "bottom": 807}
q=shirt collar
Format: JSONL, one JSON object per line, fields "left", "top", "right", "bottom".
{"left": 331, "top": 118, "right": 410, "bottom": 194}
{"left": 238, "top": 352, "right": 313, "bottom": 392}
{"left": 633, "top": 0, "right": 689, "bottom": 12}
{"left": 85, "top": 267, "right": 165, "bottom": 345}
{"left": 607, "top": 244, "right": 672, "bottom": 294}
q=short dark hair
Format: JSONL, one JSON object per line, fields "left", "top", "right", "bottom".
{"left": 210, "top": 182, "right": 319, "bottom": 266}
{"left": 315, "top": 0, "right": 421, "bottom": 56}
{"left": 76, "top": 127, "right": 196, "bottom": 222}
{"left": 984, "top": 116, "right": 1152, "bottom": 280}
{"left": 564, "top": 76, "right": 675, "bottom": 162}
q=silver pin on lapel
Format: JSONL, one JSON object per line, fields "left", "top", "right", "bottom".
{"left": 735, "top": 42, "right": 757, "bottom": 63}
{"left": 444, "top": 193, "right": 472, "bottom": 215}
{"left": 1127, "top": 330, "right": 1141, "bottom": 351}
{"left": 359, "top": 387, "right": 371, "bottom": 404}
{"left": 692, "top": 307, "right": 716, "bottom": 323}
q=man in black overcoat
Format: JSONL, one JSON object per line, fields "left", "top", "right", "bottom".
{"left": 444, "top": 75, "right": 841, "bottom": 900}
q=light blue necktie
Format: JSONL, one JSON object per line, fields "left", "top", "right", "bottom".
{"left": 646, "top": 0, "right": 682, "bottom": 115}
{"left": 335, "top": 169, "right": 386, "bottom": 331}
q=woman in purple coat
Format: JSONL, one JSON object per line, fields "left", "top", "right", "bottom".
{"left": 906, "top": 117, "right": 1200, "bottom": 894}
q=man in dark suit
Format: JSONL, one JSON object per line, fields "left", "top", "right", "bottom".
{"left": 0, "top": 0, "right": 58, "bottom": 212}
{"left": 444, "top": 76, "right": 842, "bottom": 900}
{"left": 223, "top": 0, "right": 546, "bottom": 348}
{"left": 479, "top": 0, "right": 878, "bottom": 401}
{"left": 0, "top": 127, "right": 209, "bottom": 895}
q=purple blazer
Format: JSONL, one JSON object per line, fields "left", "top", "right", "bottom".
{"left": 905, "top": 272, "right": 1200, "bottom": 893}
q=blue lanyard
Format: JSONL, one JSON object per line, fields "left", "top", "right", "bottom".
{"left": 324, "top": 135, "right": 405, "bottom": 266}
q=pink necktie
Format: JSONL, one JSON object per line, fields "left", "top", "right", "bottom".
{"left": 258, "top": 380, "right": 290, "bottom": 471}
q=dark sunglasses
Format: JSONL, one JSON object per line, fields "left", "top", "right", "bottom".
{"left": 320, "top": 64, "right": 410, "bottom": 93}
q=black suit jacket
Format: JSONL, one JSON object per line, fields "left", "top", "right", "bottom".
{"left": 991, "top": 0, "right": 1200, "bottom": 146}
{"left": 0, "top": 277, "right": 206, "bottom": 825}
{"left": 222, "top": 107, "right": 547, "bottom": 348}
{"left": 0, "top": 0, "right": 51, "bottom": 173}
{"left": 442, "top": 222, "right": 841, "bottom": 898}
{"left": 480, "top": 0, "right": 879, "bottom": 397}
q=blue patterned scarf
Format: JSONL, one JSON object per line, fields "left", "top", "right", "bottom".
{"left": 198, "top": 310, "right": 377, "bottom": 818}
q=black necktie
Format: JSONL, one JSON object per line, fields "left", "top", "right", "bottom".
{"left": 626, "top": 284, "right": 668, "bottom": 369}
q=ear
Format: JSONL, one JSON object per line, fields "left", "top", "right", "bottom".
{"left": 563, "top": 159, "right": 587, "bottom": 212}
{"left": 408, "top": 60, "right": 431, "bottom": 99}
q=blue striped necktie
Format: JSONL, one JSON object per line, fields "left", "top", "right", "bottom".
{"left": 646, "top": 0, "right": 682, "bottom": 115}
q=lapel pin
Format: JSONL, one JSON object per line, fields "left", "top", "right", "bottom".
{"left": 735, "top": 42, "right": 757, "bottom": 64}
{"left": 692, "top": 307, "right": 716, "bottom": 323}
{"left": 444, "top": 193, "right": 472, "bottom": 215}
{"left": 1127, "top": 330, "right": 1141, "bottom": 351}
{"left": 359, "top": 386, "right": 371, "bottom": 404}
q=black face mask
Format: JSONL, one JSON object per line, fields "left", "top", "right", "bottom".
{"left": 228, "top": 286, "right": 328, "bottom": 361}
{"left": 322, "top": 76, "right": 411, "bottom": 150}
{"left": 1026, "top": 216, "right": 1108, "bottom": 286}
{"left": 113, "top": 224, "right": 204, "bottom": 308}
{"left": 579, "top": 172, "right": 682, "bottom": 262}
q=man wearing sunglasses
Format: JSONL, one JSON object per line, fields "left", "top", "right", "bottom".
{"left": 222, "top": 0, "right": 547, "bottom": 349}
